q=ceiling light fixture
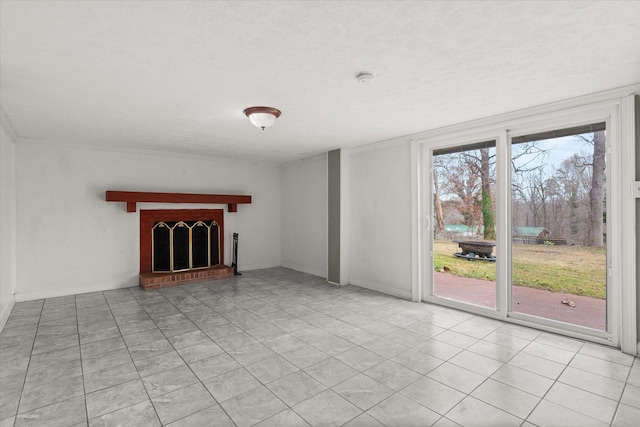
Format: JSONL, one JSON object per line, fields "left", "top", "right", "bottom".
{"left": 243, "top": 106, "right": 281, "bottom": 130}
{"left": 356, "top": 72, "right": 376, "bottom": 83}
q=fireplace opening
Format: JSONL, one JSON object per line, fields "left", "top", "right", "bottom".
{"left": 152, "top": 220, "right": 220, "bottom": 273}
{"left": 139, "top": 209, "right": 232, "bottom": 289}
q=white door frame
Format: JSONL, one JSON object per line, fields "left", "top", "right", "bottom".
{"left": 410, "top": 89, "right": 637, "bottom": 354}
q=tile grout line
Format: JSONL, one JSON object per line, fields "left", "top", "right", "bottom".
{"left": 133, "top": 280, "right": 305, "bottom": 424}
{"left": 158, "top": 280, "right": 463, "bottom": 426}
{"left": 3, "top": 269, "right": 637, "bottom": 427}
{"left": 609, "top": 355, "right": 637, "bottom": 426}
{"left": 412, "top": 325, "right": 552, "bottom": 424}
{"left": 518, "top": 341, "right": 596, "bottom": 425}
{"left": 142, "top": 286, "right": 242, "bottom": 426}
{"left": 396, "top": 310, "right": 515, "bottom": 422}
{"left": 75, "top": 294, "right": 90, "bottom": 426}
{"left": 216, "top": 275, "right": 381, "bottom": 425}
{"left": 542, "top": 343, "right": 634, "bottom": 425}
{"left": 11, "top": 299, "right": 45, "bottom": 424}
{"left": 209, "top": 279, "right": 355, "bottom": 426}
{"left": 96, "top": 288, "right": 161, "bottom": 425}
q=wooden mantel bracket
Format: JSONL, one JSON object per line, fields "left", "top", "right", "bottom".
{"left": 105, "top": 191, "right": 252, "bottom": 213}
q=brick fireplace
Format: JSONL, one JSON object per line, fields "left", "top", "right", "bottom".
{"left": 138, "top": 209, "right": 234, "bottom": 289}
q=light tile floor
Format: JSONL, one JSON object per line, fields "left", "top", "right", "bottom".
{"left": 1, "top": 267, "right": 638, "bottom": 427}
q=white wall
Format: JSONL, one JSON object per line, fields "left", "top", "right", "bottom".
{"left": 15, "top": 141, "right": 281, "bottom": 301}
{"left": 0, "top": 119, "right": 17, "bottom": 327}
{"left": 346, "top": 141, "right": 413, "bottom": 299}
{"left": 281, "top": 153, "right": 328, "bottom": 277}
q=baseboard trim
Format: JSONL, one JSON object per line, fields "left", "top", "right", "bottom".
{"left": 14, "top": 279, "right": 138, "bottom": 302}
{"left": 234, "top": 263, "right": 282, "bottom": 273}
{"left": 280, "top": 262, "right": 327, "bottom": 279}
{"left": 13, "top": 264, "right": 283, "bottom": 302}
{"left": 0, "top": 299, "right": 15, "bottom": 332}
{"left": 348, "top": 277, "right": 412, "bottom": 300}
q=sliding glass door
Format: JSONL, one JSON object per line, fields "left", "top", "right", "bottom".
{"left": 424, "top": 118, "right": 613, "bottom": 342}
{"left": 432, "top": 140, "right": 497, "bottom": 310}
{"left": 510, "top": 124, "right": 608, "bottom": 331}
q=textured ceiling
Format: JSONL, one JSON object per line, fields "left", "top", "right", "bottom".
{"left": 1, "top": 1, "right": 639, "bottom": 164}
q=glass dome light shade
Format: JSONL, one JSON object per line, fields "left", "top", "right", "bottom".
{"left": 249, "top": 112, "right": 277, "bottom": 129}
{"left": 243, "top": 107, "right": 281, "bottom": 130}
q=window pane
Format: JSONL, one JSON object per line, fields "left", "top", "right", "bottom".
{"left": 511, "top": 126, "right": 607, "bottom": 330}
{"left": 433, "top": 141, "right": 497, "bottom": 309}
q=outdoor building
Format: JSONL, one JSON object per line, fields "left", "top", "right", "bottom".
{"left": 512, "top": 227, "right": 556, "bottom": 244}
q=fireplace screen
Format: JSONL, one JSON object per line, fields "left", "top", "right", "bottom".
{"left": 152, "top": 220, "right": 220, "bottom": 273}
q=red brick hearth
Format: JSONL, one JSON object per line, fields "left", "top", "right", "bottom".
{"left": 139, "top": 265, "right": 234, "bottom": 290}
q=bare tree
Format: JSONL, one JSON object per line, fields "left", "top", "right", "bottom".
{"left": 460, "top": 148, "right": 496, "bottom": 240}
{"left": 556, "top": 153, "right": 592, "bottom": 244}
{"left": 437, "top": 152, "right": 483, "bottom": 231}
{"left": 511, "top": 141, "right": 550, "bottom": 233}
{"left": 480, "top": 148, "right": 496, "bottom": 240}
{"left": 433, "top": 168, "right": 445, "bottom": 233}
{"left": 588, "top": 131, "right": 606, "bottom": 246}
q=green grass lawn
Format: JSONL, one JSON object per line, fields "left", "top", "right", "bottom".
{"left": 434, "top": 240, "right": 607, "bottom": 299}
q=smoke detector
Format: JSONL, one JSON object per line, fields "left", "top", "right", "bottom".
{"left": 356, "top": 72, "right": 376, "bottom": 83}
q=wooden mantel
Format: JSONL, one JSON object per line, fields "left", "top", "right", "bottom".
{"left": 105, "top": 190, "right": 252, "bottom": 213}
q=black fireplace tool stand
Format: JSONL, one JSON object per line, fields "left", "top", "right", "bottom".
{"left": 232, "top": 233, "right": 241, "bottom": 275}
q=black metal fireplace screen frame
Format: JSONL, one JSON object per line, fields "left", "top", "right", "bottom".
{"left": 152, "top": 220, "right": 221, "bottom": 273}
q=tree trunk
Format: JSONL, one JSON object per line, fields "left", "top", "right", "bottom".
{"left": 480, "top": 148, "right": 496, "bottom": 240}
{"left": 433, "top": 169, "right": 445, "bottom": 233}
{"left": 588, "top": 131, "right": 605, "bottom": 247}
{"left": 569, "top": 186, "right": 579, "bottom": 241}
